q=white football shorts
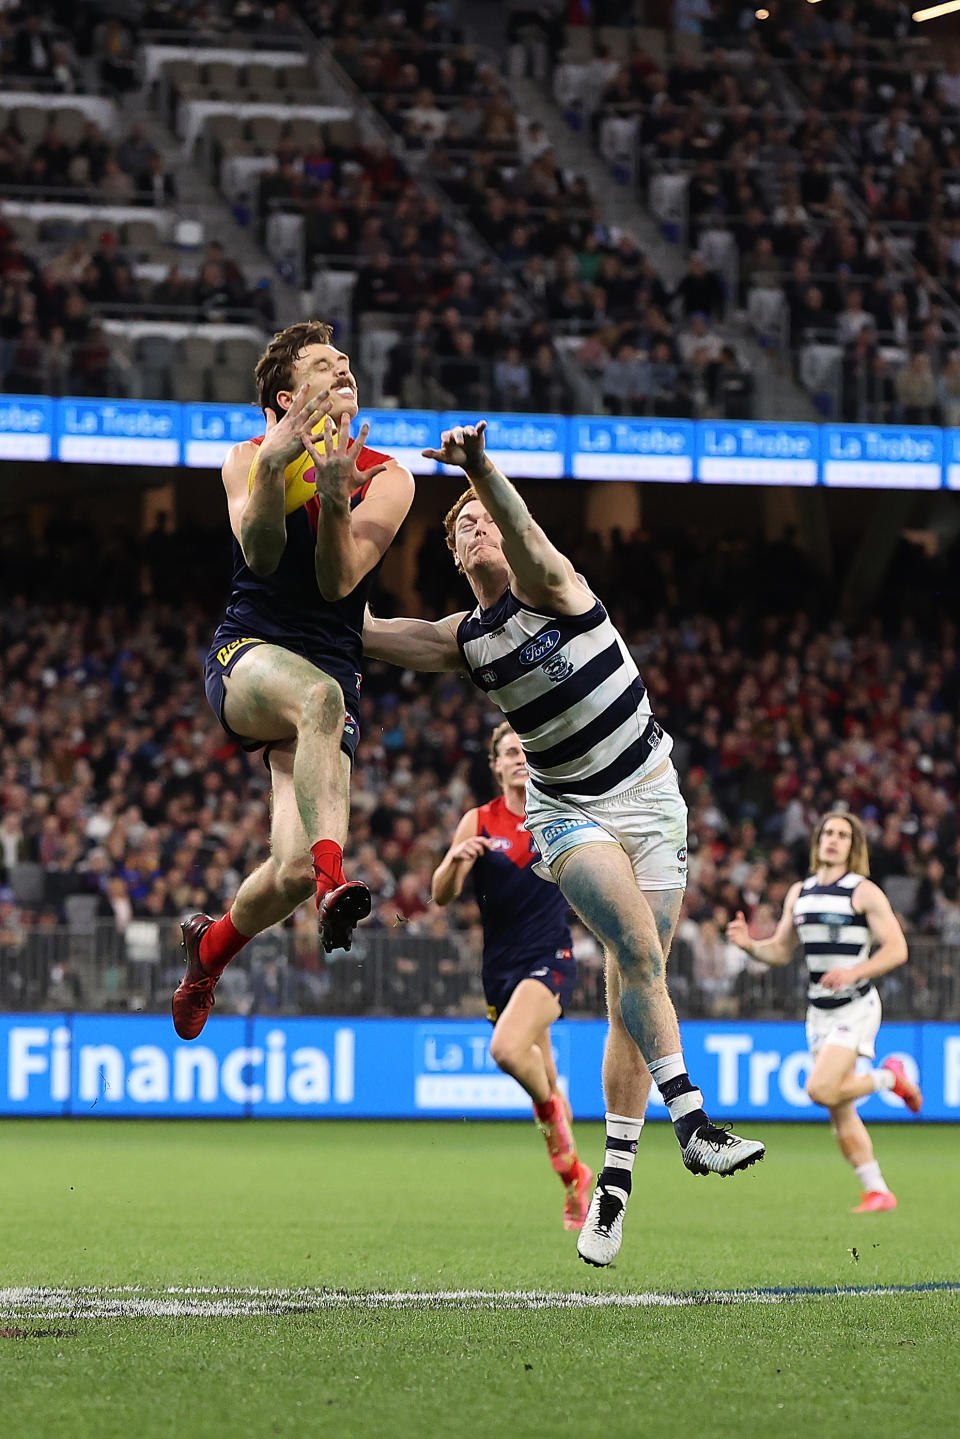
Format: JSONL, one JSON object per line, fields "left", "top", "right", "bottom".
{"left": 805, "top": 987, "right": 882, "bottom": 1061}
{"left": 524, "top": 759, "right": 688, "bottom": 892}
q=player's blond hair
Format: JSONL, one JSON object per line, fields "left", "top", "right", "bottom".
{"left": 488, "top": 721, "right": 517, "bottom": 786}
{"left": 443, "top": 487, "right": 479, "bottom": 569}
{"left": 809, "top": 810, "right": 871, "bottom": 878}
{"left": 254, "top": 319, "right": 334, "bottom": 414}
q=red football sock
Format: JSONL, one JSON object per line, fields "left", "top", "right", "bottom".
{"left": 311, "top": 839, "right": 345, "bottom": 907}
{"left": 198, "top": 911, "right": 250, "bottom": 976}
{"left": 534, "top": 1095, "right": 579, "bottom": 1184}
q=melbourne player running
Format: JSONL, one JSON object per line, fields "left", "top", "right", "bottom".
{"left": 727, "top": 811, "right": 922, "bottom": 1211}
{"left": 432, "top": 721, "right": 592, "bottom": 1231}
{"left": 364, "top": 420, "right": 764, "bottom": 1267}
{"left": 172, "top": 320, "right": 414, "bottom": 1040}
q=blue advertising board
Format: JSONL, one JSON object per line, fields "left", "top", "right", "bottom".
{"left": 365, "top": 408, "right": 438, "bottom": 475}
{"left": 439, "top": 411, "right": 567, "bottom": 479}
{"left": 696, "top": 421, "right": 819, "bottom": 485}
{"left": 55, "top": 397, "right": 181, "bottom": 466}
{"left": 0, "top": 393, "right": 53, "bottom": 460}
{"left": 821, "top": 425, "right": 943, "bottom": 488}
{"left": 7, "top": 391, "right": 960, "bottom": 487}
{"left": 0, "top": 1014, "right": 954, "bottom": 1122}
{"left": 569, "top": 416, "right": 694, "bottom": 481}
{"left": 945, "top": 429, "right": 960, "bottom": 489}
{"left": 183, "top": 402, "right": 261, "bottom": 468}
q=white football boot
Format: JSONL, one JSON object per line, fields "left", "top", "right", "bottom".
{"left": 682, "top": 1122, "right": 765, "bottom": 1176}
{"left": 577, "top": 1178, "right": 629, "bottom": 1267}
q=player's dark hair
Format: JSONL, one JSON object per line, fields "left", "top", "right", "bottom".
{"left": 254, "top": 320, "right": 334, "bottom": 415}
{"left": 809, "top": 810, "right": 870, "bottom": 877}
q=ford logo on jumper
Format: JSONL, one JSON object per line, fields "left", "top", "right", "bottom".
{"left": 519, "top": 630, "right": 561, "bottom": 666}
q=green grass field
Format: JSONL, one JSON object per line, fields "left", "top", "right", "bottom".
{"left": 1, "top": 1120, "right": 957, "bottom": 1439}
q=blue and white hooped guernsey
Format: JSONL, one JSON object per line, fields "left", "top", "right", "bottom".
{"left": 793, "top": 871, "right": 874, "bottom": 1006}
{"left": 456, "top": 588, "right": 672, "bottom": 801}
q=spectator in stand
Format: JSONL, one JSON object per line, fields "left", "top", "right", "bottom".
{"left": 94, "top": 15, "right": 139, "bottom": 95}
{"left": 12, "top": 13, "right": 54, "bottom": 80}
{"left": 895, "top": 351, "right": 939, "bottom": 425}
{"left": 677, "top": 311, "right": 722, "bottom": 364}
{"left": 673, "top": 253, "right": 724, "bottom": 320}
{"left": 601, "top": 341, "right": 648, "bottom": 416}
{"left": 492, "top": 344, "right": 532, "bottom": 410}
{"left": 938, "top": 351, "right": 960, "bottom": 426}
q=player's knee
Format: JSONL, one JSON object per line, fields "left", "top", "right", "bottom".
{"left": 489, "top": 1033, "right": 524, "bottom": 1075}
{"left": 806, "top": 1076, "right": 837, "bottom": 1108}
{"left": 274, "top": 856, "right": 315, "bottom": 906}
{"left": 612, "top": 944, "right": 659, "bottom": 983}
{"left": 300, "top": 677, "right": 345, "bottom": 732}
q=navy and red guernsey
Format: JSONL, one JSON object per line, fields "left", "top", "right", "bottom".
{"left": 472, "top": 794, "right": 575, "bottom": 1015}
{"left": 204, "top": 440, "right": 390, "bottom": 758}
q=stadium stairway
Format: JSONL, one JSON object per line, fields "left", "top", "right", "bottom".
{"left": 312, "top": 40, "right": 603, "bottom": 414}
{"left": 460, "top": 3, "right": 818, "bottom": 424}
{"left": 129, "top": 86, "right": 304, "bottom": 332}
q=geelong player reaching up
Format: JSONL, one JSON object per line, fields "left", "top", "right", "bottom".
{"left": 432, "top": 721, "right": 592, "bottom": 1232}
{"left": 364, "top": 420, "right": 764, "bottom": 1267}
{"left": 172, "top": 320, "right": 414, "bottom": 1040}
{"left": 727, "top": 810, "right": 921, "bottom": 1212}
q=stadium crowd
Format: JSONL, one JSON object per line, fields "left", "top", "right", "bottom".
{"left": 541, "top": 0, "right": 960, "bottom": 417}
{"left": 1, "top": 508, "right": 958, "bottom": 1020}
{"left": 1, "top": 0, "right": 761, "bottom": 418}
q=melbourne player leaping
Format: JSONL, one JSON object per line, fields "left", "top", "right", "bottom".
{"left": 727, "top": 810, "right": 922, "bottom": 1212}
{"left": 432, "top": 721, "right": 592, "bottom": 1231}
{"left": 364, "top": 420, "right": 765, "bottom": 1267}
{"left": 172, "top": 320, "right": 414, "bottom": 1040}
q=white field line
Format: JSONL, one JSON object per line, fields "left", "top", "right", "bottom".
{"left": 0, "top": 1282, "right": 958, "bottom": 1319}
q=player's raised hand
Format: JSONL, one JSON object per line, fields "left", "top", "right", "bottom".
{"left": 449, "top": 835, "right": 493, "bottom": 864}
{"left": 422, "top": 420, "right": 488, "bottom": 474}
{"left": 259, "top": 384, "right": 332, "bottom": 469}
{"left": 299, "top": 411, "right": 388, "bottom": 507}
{"left": 725, "top": 910, "right": 752, "bottom": 951}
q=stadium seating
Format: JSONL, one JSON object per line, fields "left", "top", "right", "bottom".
{"left": 545, "top": 0, "right": 960, "bottom": 418}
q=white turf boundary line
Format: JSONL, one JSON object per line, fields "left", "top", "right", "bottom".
{"left": 1, "top": 1282, "right": 958, "bottom": 1319}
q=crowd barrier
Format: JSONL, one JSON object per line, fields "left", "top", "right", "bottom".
{"left": 1, "top": 393, "right": 958, "bottom": 488}
{"left": 1, "top": 1014, "right": 956, "bottom": 1121}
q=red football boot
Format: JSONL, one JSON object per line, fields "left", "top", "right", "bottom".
{"left": 851, "top": 1190, "right": 897, "bottom": 1213}
{"left": 882, "top": 1058, "right": 923, "bottom": 1114}
{"left": 563, "top": 1162, "right": 594, "bottom": 1232}
{"left": 318, "top": 880, "right": 371, "bottom": 953}
{"left": 172, "top": 913, "right": 219, "bottom": 1040}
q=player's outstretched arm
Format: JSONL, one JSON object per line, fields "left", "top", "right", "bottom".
{"left": 300, "top": 412, "right": 414, "bottom": 601}
{"left": 363, "top": 607, "right": 467, "bottom": 673}
{"left": 222, "top": 382, "right": 325, "bottom": 576}
{"left": 726, "top": 880, "right": 802, "bottom": 967}
{"left": 819, "top": 880, "right": 908, "bottom": 990}
{"left": 431, "top": 809, "right": 492, "bottom": 905}
{"left": 423, "top": 422, "right": 590, "bottom": 613}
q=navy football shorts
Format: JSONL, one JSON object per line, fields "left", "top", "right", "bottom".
{"left": 484, "top": 950, "right": 576, "bottom": 1022}
{"left": 203, "top": 635, "right": 360, "bottom": 763}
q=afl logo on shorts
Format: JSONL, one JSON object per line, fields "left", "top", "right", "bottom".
{"left": 677, "top": 847, "right": 687, "bottom": 862}
{"left": 519, "top": 630, "right": 561, "bottom": 666}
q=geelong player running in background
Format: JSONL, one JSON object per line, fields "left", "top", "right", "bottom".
{"left": 365, "top": 420, "right": 764, "bottom": 1267}
{"left": 432, "top": 722, "right": 592, "bottom": 1232}
{"left": 727, "top": 811, "right": 922, "bottom": 1212}
{"left": 172, "top": 321, "right": 414, "bottom": 1040}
